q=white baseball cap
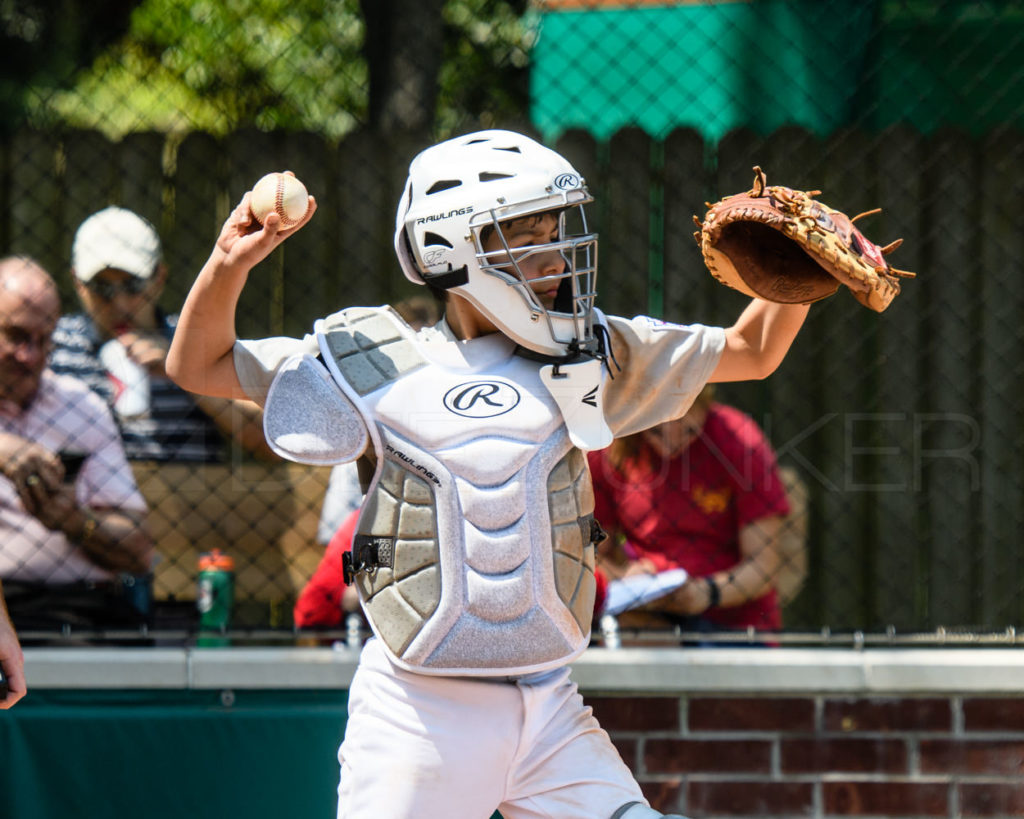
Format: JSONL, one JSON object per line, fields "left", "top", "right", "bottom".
{"left": 71, "top": 206, "right": 162, "bottom": 282}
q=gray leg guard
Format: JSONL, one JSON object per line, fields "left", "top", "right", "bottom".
{"left": 611, "top": 802, "right": 691, "bottom": 819}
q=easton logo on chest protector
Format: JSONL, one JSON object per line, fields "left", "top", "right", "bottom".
{"left": 443, "top": 381, "right": 521, "bottom": 418}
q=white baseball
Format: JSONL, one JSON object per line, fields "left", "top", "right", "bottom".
{"left": 249, "top": 172, "right": 310, "bottom": 227}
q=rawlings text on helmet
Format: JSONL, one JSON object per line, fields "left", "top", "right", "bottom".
{"left": 417, "top": 206, "right": 474, "bottom": 225}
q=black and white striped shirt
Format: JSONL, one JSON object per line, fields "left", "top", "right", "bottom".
{"left": 49, "top": 312, "right": 225, "bottom": 462}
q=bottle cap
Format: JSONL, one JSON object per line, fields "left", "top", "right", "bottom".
{"left": 198, "top": 549, "right": 235, "bottom": 571}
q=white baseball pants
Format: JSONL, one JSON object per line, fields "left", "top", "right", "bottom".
{"left": 337, "top": 639, "right": 647, "bottom": 819}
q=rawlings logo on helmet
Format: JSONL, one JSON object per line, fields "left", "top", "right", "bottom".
{"left": 554, "top": 173, "right": 581, "bottom": 191}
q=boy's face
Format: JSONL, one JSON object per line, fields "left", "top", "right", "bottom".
{"left": 481, "top": 212, "right": 565, "bottom": 311}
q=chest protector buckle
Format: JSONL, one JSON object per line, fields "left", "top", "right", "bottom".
{"left": 342, "top": 535, "right": 396, "bottom": 585}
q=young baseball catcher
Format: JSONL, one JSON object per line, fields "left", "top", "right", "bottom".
{"left": 167, "top": 131, "right": 909, "bottom": 819}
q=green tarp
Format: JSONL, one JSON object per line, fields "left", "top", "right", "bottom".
{"left": 0, "top": 689, "right": 348, "bottom": 819}
{"left": 530, "top": 0, "right": 1024, "bottom": 142}
{"left": 530, "top": 0, "right": 877, "bottom": 142}
{"left": 0, "top": 690, "right": 506, "bottom": 819}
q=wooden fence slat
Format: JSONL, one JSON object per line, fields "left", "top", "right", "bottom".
{"left": 380, "top": 130, "right": 430, "bottom": 308}
{"left": 873, "top": 123, "right": 930, "bottom": 629}
{"left": 118, "top": 131, "right": 166, "bottom": 228}
{"left": 61, "top": 128, "right": 120, "bottom": 268}
{"left": 798, "top": 127, "right": 882, "bottom": 629}
{"left": 117, "top": 131, "right": 169, "bottom": 308}
{"left": 979, "top": 127, "right": 1024, "bottom": 627}
{"left": 601, "top": 128, "right": 655, "bottom": 318}
{"left": 7, "top": 130, "right": 63, "bottom": 290}
{"left": 554, "top": 128, "right": 601, "bottom": 222}
{"left": 332, "top": 128, "right": 412, "bottom": 311}
{"left": 919, "top": 128, "right": 982, "bottom": 628}
{"left": 819, "top": 127, "right": 905, "bottom": 629}
{"left": 661, "top": 127, "right": 711, "bottom": 323}
{"left": 277, "top": 130, "right": 337, "bottom": 336}
{"left": 166, "top": 132, "right": 222, "bottom": 314}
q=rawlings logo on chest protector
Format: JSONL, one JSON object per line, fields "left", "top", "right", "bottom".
{"left": 442, "top": 381, "right": 521, "bottom": 418}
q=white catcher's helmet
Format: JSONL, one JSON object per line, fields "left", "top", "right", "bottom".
{"left": 394, "top": 130, "right": 599, "bottom": 359}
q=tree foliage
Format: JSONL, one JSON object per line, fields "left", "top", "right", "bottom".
{"left": 26, "top": 0, "right": 366, "bottom": 138}
{"left": 0, "top": 0, "right": 138, "bottom": 132}
{"left": 19, "top": 0, "right": 537, "bottom": 140}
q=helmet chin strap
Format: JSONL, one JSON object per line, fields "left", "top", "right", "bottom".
{"left": 512, "top": 340, "right": 590, "bottom": 366}
{"left": 513, "top": 324, "right": 620, "bottom": 377}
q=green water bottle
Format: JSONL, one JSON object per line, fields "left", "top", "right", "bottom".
{"left": 197, "top": 549, "right": 235, "bottom": 647}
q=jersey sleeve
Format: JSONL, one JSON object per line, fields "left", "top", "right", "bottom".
{"left": 233, "top": 334, "right": 319, "bottom": 405}
{"left": 602, "top": 315, "right": 725, "bottom": 438}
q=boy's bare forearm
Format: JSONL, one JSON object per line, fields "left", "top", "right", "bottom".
{"left": 167, "top": 253, "right": 249, "bottom": 397}
{"left": 711, "top": 300, "right": 809, "bottom": 383}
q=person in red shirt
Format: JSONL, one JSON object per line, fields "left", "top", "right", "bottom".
{"left": 294, "top": 507, "right": 361, "bottom": 629}
{"left": 589, "top": 386, "right": 790, "bottom": 634}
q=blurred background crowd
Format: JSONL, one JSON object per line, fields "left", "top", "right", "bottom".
{"left": 2, "top": 0, "right": 1023, "bottom": 646}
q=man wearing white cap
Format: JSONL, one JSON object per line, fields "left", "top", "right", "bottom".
{"left": 50, "top": 206, "right": 271, "bottom": 462}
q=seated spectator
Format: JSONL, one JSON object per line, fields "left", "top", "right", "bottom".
{"left": 588, "top": 386, "right": 790, "bottom": 635}
{"left": 0, "top": 580, "right": 26, "bottom": 708}
{"left": 295, "top": 507, "right": 362, "bottom": 629}
{"left": 0, "top": 257, "right": 153, "bottom": 635}
{"left": 50, "top": 206, "right": 271, "bottom": 462}
{"left": 316, "top": 461, "right": 364, "bottom": 549}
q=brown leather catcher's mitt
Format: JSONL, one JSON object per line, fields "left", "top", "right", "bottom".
{"left": 694, "top": 167, "right": 914, "bottom": 311}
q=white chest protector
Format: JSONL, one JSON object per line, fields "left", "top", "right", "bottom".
{"left": 263, "top": 307, "right": 609, "bottom": 676}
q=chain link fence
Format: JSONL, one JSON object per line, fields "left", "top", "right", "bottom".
{"left": 1, "top": 0, "right": 1022, "bottom": 644}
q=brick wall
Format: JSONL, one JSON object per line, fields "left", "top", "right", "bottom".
{"left": 584, "top": 694, "right": 1024, "bottom": 818}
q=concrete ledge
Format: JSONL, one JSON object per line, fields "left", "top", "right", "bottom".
{"left": 190, "top": 646, "right": 361, "bottom": 689}
{"left": 24, "top": 648, "right": 191, "bottom": 689}
{"left": 23, "top": 645, "right": 1024, "bottom": 693}
{"left": 571, "top": 647, "right": 1024, "bottom": 693}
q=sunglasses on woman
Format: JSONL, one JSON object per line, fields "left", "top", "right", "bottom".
{"left": 86, "top": 276, "right": 149, "bottom": 301}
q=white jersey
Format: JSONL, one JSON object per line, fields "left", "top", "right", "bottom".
{"left": 238, "top": 306, "right": 724, "bottom": 676}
